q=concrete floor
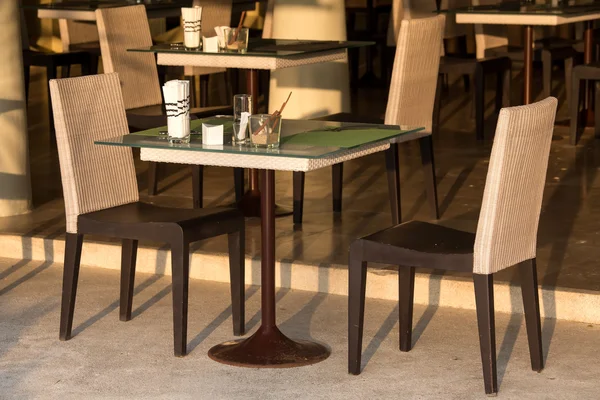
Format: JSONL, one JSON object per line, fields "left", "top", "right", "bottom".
{"left": 1, "top": 257, "right": 598, "bottom": 399}
{"left": 3, "top": 65, "right": 600, "bottom": 294}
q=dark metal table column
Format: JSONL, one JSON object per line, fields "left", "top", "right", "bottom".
{"left": 208, "top": 169, "right": 330, "bottom": 367}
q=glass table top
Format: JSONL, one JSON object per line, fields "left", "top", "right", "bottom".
{"left": 446, "top": 0, "right": 600, "bottom": 15}
{"left": 129, "top": 39, "right": 375, "bottom": 58}
{"left": 22, "top": 0, "right": 193, "bottom": 11}
{"left": 96, "top": 117, "right": 424, "bottom": 159}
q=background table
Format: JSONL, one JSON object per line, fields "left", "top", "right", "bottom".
{"left": 130, "top": 39, "right": 373, "bottom": 217}
{"left": 25, "top": 0, "right": 258, "bottom": 21}
{"left": 452, "top": 0, "right": 600, "bottom": 105}
{"left": 97, "top": 117, "right": 424, "bottom": 367}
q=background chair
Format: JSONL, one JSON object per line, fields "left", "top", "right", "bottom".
{"left": 295, "top": 15, "right": 445, "bottom": 225}
{"left": 49, "top": 73, "right": 245, "bottom": 357}
{"left": 347, "top": 97, "right": 558, "bottom": 395}
{"left": 570, "top": 63, "right": 600, "bottom": 145}
{"left": 96, "top": 5, "right": 238, "bottom": 206}
{"left": 20, "top": 11, "right": 95, "bottom": 136}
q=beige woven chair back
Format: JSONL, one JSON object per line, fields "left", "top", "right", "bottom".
{"left": 58, "top": 20, "right": 100, "bottom": 51}
{"left": 49, "top": 73, "right": 139, "bottom": 234}
{"left": 471, "top": 0, "right": 509, "bottom": 59}
{"left": 474, "top": 97, "right": 558, "bottom": 274}
{"left": 96, "top": 5, "right": 162, "bottom": 110}
{"left": 262, "top": 0, "right": 275, "bottom": 39}
{"left": 193, "top": 0, "right": 232, "bottom": 34}
{"left": 384, "top": 15, "right": 445, "bottom": 133}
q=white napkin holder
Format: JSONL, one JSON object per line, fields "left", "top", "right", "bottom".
{"left": 202, "top": 123, "right": 224, "bottom": 145}
{"left": 214, "top": 26, "right": 228, "bottom": 49}
{"left": 182, "top": 7, "right": 202, "bottom": 49}
{"left": 202, "top": 36, "right": 220, "bottom": 53}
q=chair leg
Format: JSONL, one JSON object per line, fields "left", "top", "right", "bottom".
{"left": 24, "top": 65, "right": 31, "bottom": 104}
{"left": 432, "top": 74, "right": 443, "bottom": 136}
{"left": 171, "top": 240, "right": 190, "bottom": 357}
{"left": 419, "top": 136, "right": 440, "bottom": 220}
{"left": 495, "top": 71, "right": 504, "bottom": 112}
{"left": 348, "top": 243, "right": 367, "bottom": 375}
{"left": 61, "top": 65, "right": 71, "bottom": 79}
{"left": 234, "top": 167, "right": 244, "bottom": 203}
{"left": 200, "top": 75, "right": 209, "bottom": 107}
{"left": 47, "top": 62, "right": 58, "bottom": 138}
{"left": 519, "top": 258, "right": 544, "bottom": 372}
{"left": 502, "top": 63, "right": 511, "bottom": 108}
{"left": 120, "top": 239, "right": 138, "bottom": 322}
{"left": 293, "top": 171, "right": 305, "bottom": 225}
{"left": 332, "top": 163, "right": 343, "bottom": 213}
{"left": 192, "top": 165, "right": 203, "bottom": 209}
{"left": 228, "top": 229, "right": 245, "bottom": 336}
{"left": 570, "top": 74, "right": 581, "bottom": 145}
{"left": 59, "top": 233, "right": 84, "bottom": 341}
{"left": 474, "top": 65, "right": 485, "bottom": 141}
{"left": 474, "top": 274, "right": 498, "bottom": 395}
{"left": 385, "top": 143, "right": 401, "bottom": 225}
{"left": 90, "top": 55, "right": 99, "bottom": 75}
{"left": 148, "top": 162, "right": 159, "bottom": 196}
{"left": 399, "top": 267, "right": 415, "bottom": 352}
{"left": 564, "top": 57, "right": 573, "bottom": 113}
{"left": 595, "top": 82, "right": 600, "bottom": 139}
{"left": 542, "top": 50, "right": 552, "bottom": 99}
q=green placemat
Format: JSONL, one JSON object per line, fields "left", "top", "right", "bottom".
{"left": 131, "top": 118, "right": 233, "bottom": 136}
{"left": 280, "top": 127, "right": 406, "bottom": 148}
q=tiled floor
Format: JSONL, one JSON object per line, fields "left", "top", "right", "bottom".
{"left": 3, "top": 64, "right": 600, "bottom": 294}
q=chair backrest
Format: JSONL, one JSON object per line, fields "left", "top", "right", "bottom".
{"left": 96, "top": 5, "right": 162, "bottom": 110}
{"left": 471, "top": 0, "right": 508, "bottom": 59}
{"left": 262, "top": 0, "right": 275, "bottom": 39}
{"left": 384, "top": 15, "right": 445, "bottom": 132}
{"left": 58, "top": 19, "right": 100, "bottom": 51}
{"left": 193, "top": 0, "right": 232, "bottom": 35}
{"left": 49, "top": 73, "right": 139, "bottom": 234}
{"left": 473, "top": 97, "right": 557, "bottom": 274}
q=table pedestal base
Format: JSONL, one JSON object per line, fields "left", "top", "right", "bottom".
{"left": 208, "top": 326, "right": 330, "bottom": 368}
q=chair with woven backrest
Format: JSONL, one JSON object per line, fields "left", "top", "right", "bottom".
{"left": 50, "top": 73, "right": 245, "bottom": 357}
{"left": 96, "top": 4, "right": 239, "bottom": 206}
{"left": 348, "top": 96, "right": 558, "bottom": 395}
{"left": 295, "top": 15, "right": 444, "bottom": 225}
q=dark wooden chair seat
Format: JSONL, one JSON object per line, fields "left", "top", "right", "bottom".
{"left": 357, "top": 221, "right": 475, "bottom": 271}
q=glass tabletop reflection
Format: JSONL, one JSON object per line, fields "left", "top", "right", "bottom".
{"left": 22, "top": 0, "right": 193, "bottom": 12}
{"left": 96, "top": 117, "right": 424, "bottom": 159}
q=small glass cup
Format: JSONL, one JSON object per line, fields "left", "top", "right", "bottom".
{"left": 233, "top": 94, "right": 252, "bottom": 144}
{"left": 249, "top": 114, "right": 281, "bottom": 148}
{"left": 224, "top": 27, "right": 249, "bottom": 53}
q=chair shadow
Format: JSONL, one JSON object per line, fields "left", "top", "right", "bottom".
{"left": 496, "top": 271, "right": 524, "bottom": 389}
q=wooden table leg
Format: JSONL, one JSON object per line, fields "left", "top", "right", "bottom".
{"left": 523, "top": 25, "right": 533, "bottom": 105}
{"left": 208, "top": 169, "right": 330, "bottom": 367}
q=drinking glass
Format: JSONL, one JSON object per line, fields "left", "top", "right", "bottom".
{"left": 224, "top": 27, "right": 249, "bottom": 53}
{"left": 233, "top": 94, "right": 252, "bottom": 144}
{"left": 249, "top": 114, "right": 281, "bottom": 148}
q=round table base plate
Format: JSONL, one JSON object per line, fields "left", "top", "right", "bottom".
{"left": 208, "top": 326, "right": 330, "bottom": 368}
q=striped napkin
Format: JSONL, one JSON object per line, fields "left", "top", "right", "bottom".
{"left": 182, "top": 6, "right": 202, "bottom": 48}
{"left": 162, "top": 80, "right": 190, "bottom": 139}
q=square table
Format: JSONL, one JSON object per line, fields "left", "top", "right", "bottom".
{"left": 96, "top": 117, "right": 424, "bottom": 367}
{"left": 24, "top": 0, "right": 258, "bottom": 21}
{"left": 130, "top": 39, "right": 374, "bottom": 217}
{"left": 449, "top": 0, "right": 600, "bottom": 104}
